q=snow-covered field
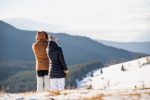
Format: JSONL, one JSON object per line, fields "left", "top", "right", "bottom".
{"left": 0, "top": 56, "right": 150, "bottom": 100}
{"left": 0, "top": 89, "right": 150, "bottom": 100}
{"left": 78, "top": 56, "right": 150, "bottom": 90}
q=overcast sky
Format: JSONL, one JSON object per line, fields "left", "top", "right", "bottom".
{"left": 0, "top": 0, "right": 150, "bottom": 42}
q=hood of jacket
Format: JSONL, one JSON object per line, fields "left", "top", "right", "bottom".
{"left": 49, "top": 41, "right": 59, "bottom": 51}
{"left": 36, "top": 32, "right": 47, "bottom": 41}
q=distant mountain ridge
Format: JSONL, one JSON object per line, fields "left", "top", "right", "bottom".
{"left": 98, "top": 40, "right": 150, "bottom": 54}
{"left": 3, "top": 18, "right": 64, "bottom": 32}
{"left": 0, "top": 20, "right": 147, "bottom": 65}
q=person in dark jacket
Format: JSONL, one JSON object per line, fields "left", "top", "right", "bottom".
{"left": 48, "top": 39, "right": 69, "bottom": 91}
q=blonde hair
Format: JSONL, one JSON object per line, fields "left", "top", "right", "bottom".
{"left": 48, "top": 35, "right": 59, "bottom": 44}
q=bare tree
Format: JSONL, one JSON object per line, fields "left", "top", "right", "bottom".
{"left": 138, "top": 59, "right": 141, "bottom": 68}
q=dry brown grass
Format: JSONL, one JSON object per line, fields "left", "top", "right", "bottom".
{"left": 144, "top": 92, "right": 150, "bottom": 95}
{"left": 82, "top": 94, "right": 103, "bottom": 100}
{"left": 81, "top": 93, "right": 112, "bottom": 100}
{"left": 128, "top": 93, "right": 141, "bottom": 98}
{"left": 48, "top": 90, "right": 61, "bottom": 96}
{"left": 119, "top": 92, "right": 143, "bottom": 100}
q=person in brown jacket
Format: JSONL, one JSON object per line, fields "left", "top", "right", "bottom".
{"left": 32, "top": 31, "right": 50, "bottom": 92}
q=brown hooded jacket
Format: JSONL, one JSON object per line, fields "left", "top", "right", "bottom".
{"left": 32, "top": 32, "right": 49, "bottom": 70}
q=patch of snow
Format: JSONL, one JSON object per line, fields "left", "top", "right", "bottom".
{"left": 78, "top": 56, "right": 150, "bottom": 90}
{"left": 0, "top": 89, "right": 150, "bottom": 100}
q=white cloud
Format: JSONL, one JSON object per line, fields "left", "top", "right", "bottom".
{"left": 0, "top": 0, "right": 150, "bottom": 42}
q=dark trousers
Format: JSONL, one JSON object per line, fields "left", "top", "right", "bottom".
{"left": 36, "top": 70, "right": 48, "bottom": 77}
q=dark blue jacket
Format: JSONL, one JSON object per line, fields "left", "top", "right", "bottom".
{"left": 48, "top": 41, "right": 68, "bottom": 78}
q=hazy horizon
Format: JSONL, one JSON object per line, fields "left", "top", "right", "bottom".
{"left": 0, "top": 0, "right": 150, "bottom": 42}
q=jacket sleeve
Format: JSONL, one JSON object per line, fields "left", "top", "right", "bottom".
{"left": 58, "top": 47, "right": 68, "bottom": 70}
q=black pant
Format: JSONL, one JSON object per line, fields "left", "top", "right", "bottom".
{"left": 36, "top": 70, "right": 48, "bottom": 77}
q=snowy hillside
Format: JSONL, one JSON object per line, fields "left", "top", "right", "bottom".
{"left": 78, "top": 56, "right": 150, "bottom": 90}
{"left": 0, "top": 56, "right": 150, "bottom": 100}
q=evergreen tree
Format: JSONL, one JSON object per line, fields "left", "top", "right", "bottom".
{"left": 100, "top": 69, "right": 103, "bottom": 74}
{"left": 91, "top": 72, "right": 94, "bottom": 77}
{"left": 121, "top": 65, "right": 126, "bottom": 71}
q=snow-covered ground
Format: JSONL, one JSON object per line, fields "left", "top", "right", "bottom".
{"left": 0, "top": 89, "right": 150, "bottom": 100}
{"left": 78, "top": 56, "right": 150, "bottom": 90}
{"left": 1, "top": 56, "right": 150, "bottom": 100}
